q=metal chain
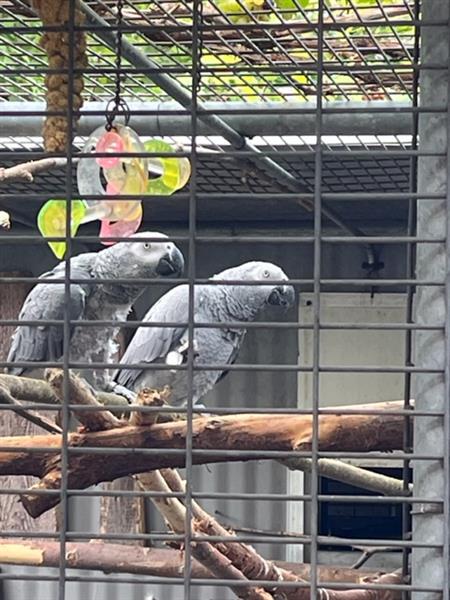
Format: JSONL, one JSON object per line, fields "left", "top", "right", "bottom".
{"left": 193, "top": 0, "right": 204, "bottom": 101}
{"left": 105, "top": 0, "right": 130, "bottom": 130}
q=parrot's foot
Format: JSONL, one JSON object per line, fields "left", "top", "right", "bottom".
{"left": 105, "top": 381, "right": 137, "bottom": 404}
{"left": 170, "top": 403, "right": 211, "bottom": 421}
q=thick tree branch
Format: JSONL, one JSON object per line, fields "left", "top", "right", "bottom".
{"left": 0, "top": 538, "right": 388, "bottom": 583}
{"left": 0, "top": 375, "right": 410, "bottom": 497}
{"left": 0, "top": 400, "right": 404, "bottom": 517}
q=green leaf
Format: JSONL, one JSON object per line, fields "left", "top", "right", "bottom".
{"left": 274, "top": 0, "right": 308, "bottom": 10}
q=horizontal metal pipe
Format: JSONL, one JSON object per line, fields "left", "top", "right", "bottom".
{"left": 0, "top": 319, "right": 443, "bottom": 331}
{"left": 0, "top": 234, "right": 445, "bottom": 245}
{"left": 0, "top": 276, "right": 441, "bottom": 285}
{"left": 0, "top": 100, "right": 416, "bottom": 137}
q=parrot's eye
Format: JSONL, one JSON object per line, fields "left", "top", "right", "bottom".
{"left": 262, "top": 270, "right": 270, "bottom": 278}
{"left": 143, "top": 243, "right": 152, "bottom": 250}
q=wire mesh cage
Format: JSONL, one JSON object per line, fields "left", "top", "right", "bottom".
{"left": 0, "top": 0, "right": 448, "bottom": 599}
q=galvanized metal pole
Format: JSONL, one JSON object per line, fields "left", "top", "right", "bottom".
{"left": 0, "top": 100, "right": 414, "bottom": 138}
{"left": 413, "top": 1, "right": 449, "bottom": 598}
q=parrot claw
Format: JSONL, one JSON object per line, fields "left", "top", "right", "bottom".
{"left": 106, "top": 382, "right": 137, "bottom": 404}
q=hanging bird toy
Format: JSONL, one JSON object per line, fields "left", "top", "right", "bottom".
{"left": 36, "top": 0, "right": 190, "bottom": 259}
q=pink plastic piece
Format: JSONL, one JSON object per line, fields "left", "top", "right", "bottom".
{"left": 95, "top": 131, "right": 124, "bottom": 169}
{"left": 99, "top": 214, "right": 143, "bottom": 245}
{"left": 105, "top": 180, "right": 120, "bottom": 195}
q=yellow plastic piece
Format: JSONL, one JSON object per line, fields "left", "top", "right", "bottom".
{"left": 37, "top": 199, "right": 87, "bottom": 259}
{"left": 145, "top": 139, "right": 191, "bottom": 196}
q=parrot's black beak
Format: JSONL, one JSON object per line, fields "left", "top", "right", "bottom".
{"left": 156, "top": 246, "right": 185, "bottom": 277}
{"left": 268, "top": 284, "right": 295, "bottom": 307}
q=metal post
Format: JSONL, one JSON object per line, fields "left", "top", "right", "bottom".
{"left": 413, "top": 1, "right": 449, "bottom": 598}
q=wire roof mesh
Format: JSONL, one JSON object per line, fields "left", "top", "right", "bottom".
{"left": 0, "top": 0, "right": 417, "bottom": 103}
{"left": 0, "top": 0, "right": 417, "bottom": 228}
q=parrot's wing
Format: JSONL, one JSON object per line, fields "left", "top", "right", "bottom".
{"left": 212, "top": 328, "right": 245, "bottom": 386}
{"left": 6, "top": 262, "right": 91, "bottom": 374}
{"left": 114, "top": 285, "right": 189, "bottom": 388}
{"left": 214, "top": 351, "right": 238, "bottom": 385}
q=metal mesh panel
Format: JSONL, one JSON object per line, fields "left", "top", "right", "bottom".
{"left": 0, "top": 1, "right": 448, "bottom": 599}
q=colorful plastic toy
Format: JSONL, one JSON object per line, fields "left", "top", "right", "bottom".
{"left": 145, "top": 139, "right": 191, "bottom": 196}
{"left": 37, "top": 125, "right": 191, "bottom": 259}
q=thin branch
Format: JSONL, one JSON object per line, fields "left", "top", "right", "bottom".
{"left": 0, "top": 157, "right": 69, "bottom": 183}
{"left": 0, "top": 374, "right": 61, "bottom": 405}
{"left": 0, "top": 383, "right": 61, "bottom": 434}
{"left": 282, "top": 457, "right": 412, "bottom": 496}
{"left": 351, "top": 547, "right": 400, "bottom": 571}
{"left": 137, "top": 470, "right": 273, "bottom": 600}
{"left": 140, "top": 469, "right": 403, "bottom": 599}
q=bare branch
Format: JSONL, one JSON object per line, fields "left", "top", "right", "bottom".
{"left": 283, "top": 457, "right": 412, "bottom": 496}
{"left": 141, "top": 469, "right": 404, "bottom": 599}
{"left": 129, "top": 387, "right": 172, "bottom": 426}
{"left": 137, "top": 471, "right": 273, "bottom": 600}
{"left": 0, "top": 383, "right": 61, "bottom": 434}
{"left": 0, "top": 158, "right": 69, "bottom": 183}
{"left": 0, "top": 373, "right": 129, "bottom": 416}
{"left": 0, "top": 400, "right": 405, "bottom": 517}
{"left": 45, "top": 368, "right": 125, "bottom": 431}
{"left": 0, "top": 538, "right": 385, "bottom": 582}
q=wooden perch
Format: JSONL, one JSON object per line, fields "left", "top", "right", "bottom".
{"left": 283, "top": 458, "right": 412, "bottom": 496}
{"left": 138, "top": 468, "right": 403, "bottom": 599}
{"left": 0, "top": 400, "right": 404, "bottom": 517}
{"left": 129, "top": 386, "right": 172, "bottom": 426}
{"left": 0, "top": 382, "right": 61, "bottom": 434}
{"left": 0, "top": 157, "right": 69, "bottom": 183}
{"left": 137, "top": 470, "right": 272, "bottom": 600}
{"left": 0, "top": 375, "right": 410, "bottom": 498}
{"left": 45, "top": 369, "right": 124, "bottom": 431}
{"left": 0, "top": 538, "right": 390, "bottom": 584}
{"left": 0, "top": 373, "right": 129, "bottom": 416}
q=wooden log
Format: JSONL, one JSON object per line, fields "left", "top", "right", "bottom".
{"left": 0, "top": 538, "right": 387, "bottom": 583}
{"left": 45, "top": 369, "right": 124, "bottom": 432}
{"left": 0, "top": 401, "right": 406, "bottom": 518}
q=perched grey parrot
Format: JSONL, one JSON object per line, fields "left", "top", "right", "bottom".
{"left": 6, "top": 232, "right": 185, "bottom": 399}
{"left": 114, "top": 261, "right": 295, "bottom": 407}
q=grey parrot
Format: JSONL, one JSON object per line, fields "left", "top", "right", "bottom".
{"left": 6, "top": 232, "right": 185, "bottom": 399}
{"left": 114, "top": 261, "right": 295, "bottom": 407}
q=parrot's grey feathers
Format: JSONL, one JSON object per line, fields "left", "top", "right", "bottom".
{"left": 114, "top": 285, "right": 189, "bottom": 388}
{"left": 6, "top": 233, "right": 185, "bottom": 394}
{"left": 6, "top": 263, "right": 91, "bottom": 374}
{"left": 115, "top": 261, "right": 295, "bottom": 406}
